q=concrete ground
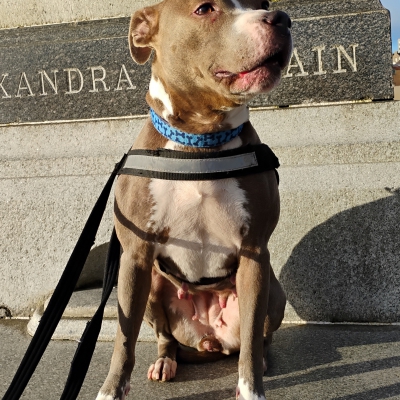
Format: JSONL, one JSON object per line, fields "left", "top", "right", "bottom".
{"left": 2, "top": 320, "right": 400, "bottom": 399}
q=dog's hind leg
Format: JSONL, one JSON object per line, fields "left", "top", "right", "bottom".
{"left": 147, "top": 338, "right": 178, "bottom": 382}
{"left": 262, "top": 265, "right": 286, "bottom": 373}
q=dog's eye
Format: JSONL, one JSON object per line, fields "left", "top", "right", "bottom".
{"left": 261, "top": 1, "right": 270, "bottom": 10}
{"left": 195, "top": 3, "right": 215, "bottom": 15}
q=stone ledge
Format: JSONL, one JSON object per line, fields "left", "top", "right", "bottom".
{"left": 27, "top": 288, "right": 155, "bottom": 342}
{"left": 1, "top": 101, "right": 399, "bottom": 162}
{"left": 2, "top": 101, "right": 400, "bottom": 319}
{"left": 2, "top": 141, "right": 400, "bottom": 181}
{"left": 0, "top": 0, "right": 156, "bottom": 30}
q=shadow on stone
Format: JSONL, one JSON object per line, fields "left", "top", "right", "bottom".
{"left": 165, "top": 324, "right": 400, "bottom": 398}
{"left": 166, "top": 388, "right": 237, "bottom": 400}
{"left": 280, "top": 188, "right": 400, "bottom": 323}
{"left": 334, "top": 383, "right": 400, "bottom": 400}
{"left": 264, "top": 324, "right": 400, "bottom": 396}
{"left": 173, "top": 354, "right": 239, "bottom": 385}
{"left": 75, "top": 242, "right": 111, "bottom": 290}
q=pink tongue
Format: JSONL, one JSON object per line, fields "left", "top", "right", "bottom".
{"left": 239, "top": 71, "right": 249, "bottom": 78}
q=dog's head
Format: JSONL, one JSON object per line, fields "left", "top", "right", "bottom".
{"left": 129, "top": 0, "right": 292, "bottom": 104}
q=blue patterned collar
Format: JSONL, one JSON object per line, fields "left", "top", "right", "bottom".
{"left": 150, "top": 108, "right": 244, "bottom": 148}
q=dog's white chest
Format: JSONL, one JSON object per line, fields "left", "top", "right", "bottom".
{"left": 148, "top": 177, "right": 249, "bottom": 282}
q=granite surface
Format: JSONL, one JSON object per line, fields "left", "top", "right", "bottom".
{"left": 0, "top": 0, "right": 393, "bottom": 124}
{"left": 0, "top": 18, "right": 149, "bottom": 124}
{"left": 3, "top": 320, "right": 400, "bottom": 399}
{"left": 256, "top": 0, "right": 393, "bottom": 106}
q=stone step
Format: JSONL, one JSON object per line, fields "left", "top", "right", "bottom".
{"left": 27, "top": 287, "right": 155, "bottom": 342}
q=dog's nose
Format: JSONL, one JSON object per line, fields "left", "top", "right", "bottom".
{"left": 264, "top": 11, "right": 292, "bottom": 30}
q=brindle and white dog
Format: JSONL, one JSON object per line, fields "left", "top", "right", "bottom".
{"left": 97, "top": 1, "right": 292, "bottom": 399}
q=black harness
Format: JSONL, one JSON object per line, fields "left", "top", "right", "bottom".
{"left": 3, "top": 143, "right": 279, "bottom": 400}
{"left": 157, "top": 258, "right": 238, "bottom": 287}
{"left": 119, "top": 143, "right": 279, "bottom": 181}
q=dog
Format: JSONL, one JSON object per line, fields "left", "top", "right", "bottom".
{"left": 97, "top": 1, "right": 291, "bottom": 399}
{"left": 144, "top": 266, "right": 286, "bottom": 382}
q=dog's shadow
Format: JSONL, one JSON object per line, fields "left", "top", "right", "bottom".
{"left": 260, "top": 188, "right": 400, "bottom": 399}
{"left": 82, "top": 190, "right": 400, "bottom": 323}
{"left": 280, "top": 188, "right": 400, "bottom": 323}
{"left": 75, "top": 242, "right": 111, "bottom": 290}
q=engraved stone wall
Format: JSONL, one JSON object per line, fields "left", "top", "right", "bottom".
{"left": 0, "top": 0, "right": 393, "bottom": 123}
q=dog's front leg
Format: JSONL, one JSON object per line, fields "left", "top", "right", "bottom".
{"left": 145, "top": 273, "right": 178, "bottom": 382}
{"left": 236, "top": 249, "right": 270, "bottom": 400}
{"left": 97, "top": 249, "right": 153, "bottom": 400}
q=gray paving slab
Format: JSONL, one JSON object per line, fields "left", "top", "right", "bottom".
{"left": 2, "top": 320, "right": 400, "bottom": 399}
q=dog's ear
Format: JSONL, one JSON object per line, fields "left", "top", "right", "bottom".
{"left": 129, "top": 6, "right": 159, "bottom": 65}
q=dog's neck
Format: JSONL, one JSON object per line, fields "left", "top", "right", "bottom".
{"left": 146, "top": 74, "right": 249, "bottom": 135}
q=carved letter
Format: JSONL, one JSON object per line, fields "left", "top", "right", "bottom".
{"left": 0, "top": 74, "right": 11, "bottom": 98}
{"left": 283, "top": 48, "right": 309, "bottom": 78}
{"left": 89, "top": 66, "right": 110, "bottom": 92}
{"left": 64, "top": 68, "right": 84, "bottom": 94}
{"left": 312, "top": 46, "right": 327, "bottom": 76}
{"left": 38, "top": 70, "right": 59, "bottom": 96}
{"left": 15, "top": 72, "right": 35, "bottom": 97}
{"left": 333, "top": 44, "right": 359, "bottom": 74}
{"left": 115, "top": 64, "right": 136, "bottom": 91}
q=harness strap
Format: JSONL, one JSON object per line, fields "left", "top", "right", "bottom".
{"left": 118, "top": 144, "right": 279, "bottom": 180}
{"left": 157, "top": 258, "right": 237, "bottom": 286}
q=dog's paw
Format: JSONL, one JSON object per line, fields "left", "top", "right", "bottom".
{"left": 96, "top": 382, "right": 131, "bottom": 400}
{"left": 148, "top": 357, "right": 177, "bottom": 381}
{"left": 236, "top": 379, "right": 266, "bottom": 400}
{"left": 95, "top": 394, "right": 117, "bottom": 400}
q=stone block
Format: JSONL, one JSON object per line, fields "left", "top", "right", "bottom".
{"left": 0, "top": 0, "right": 393, "bottom": 125}
{"left": 0, "top": 18, "right": 148, "bottom": 125}
{"left": 0, "top": 0, "right": 157, "bottom": 30}
{"left": 1, "top": 101, "right": 400, "bottom": 323}
{"left": 254, "top": 0, "right": 393, "bottom": 106}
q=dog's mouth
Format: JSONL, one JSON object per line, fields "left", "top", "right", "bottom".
{"left": 213, "top": 49, "right": 290, "bottom": 95}
{"left": 214, "top": 51, "right": 285, "bottom": 80}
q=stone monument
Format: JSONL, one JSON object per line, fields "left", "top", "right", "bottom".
{"left": 1, "top": 0, "right": 399, "bottom": 326}
{"left": 257, "top": 0, "right": 393, "bottom": 106}
{"left": 0, "top": 0, "right": 393, "bottom": 125}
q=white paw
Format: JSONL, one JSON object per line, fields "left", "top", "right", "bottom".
{"left": 236, "top": 378, "right": 266, "bottom": 400}
{"left": 96, "top": 383, "right": 130, "bottom": 400}
{"left": 95, "top": 393, "right": 115, "bottom": 400}
{"left": 148, "top": 357, "right": 177, "bottom": 381}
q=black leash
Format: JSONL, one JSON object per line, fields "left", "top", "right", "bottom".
{"left": 2, "top": 154, "right": 127, "bottom": 400}
{"left": 2, "top": 144, "right": 279, "bottom": 400}
{"left": 59, "top": 227, "right": 121, "bottom": 400}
